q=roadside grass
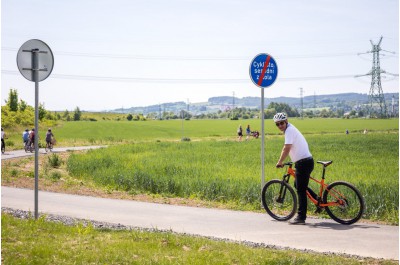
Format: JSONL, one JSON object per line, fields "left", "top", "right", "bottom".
{"left": 66, "top": 133, "right": 399, "bottom": 224}
{"left": 2, "top": 213, "right": 396, "bottom": 265}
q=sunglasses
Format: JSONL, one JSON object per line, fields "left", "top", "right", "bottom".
{"left": 275, "top": 121, "right": 285, "bottom": 127}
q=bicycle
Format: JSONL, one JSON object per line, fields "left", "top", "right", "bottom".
{"left": 261, "top": 161, "right": 365, "bottom": 225}
{"left": 45, "top": 138, "right": 55, "bottom": 152}
{"left": 24, "top": 140, "right": 34, "bottom": 153}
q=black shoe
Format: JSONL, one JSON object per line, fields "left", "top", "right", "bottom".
{"left": 289, "top": 217, "right": 305, "bottom": 225}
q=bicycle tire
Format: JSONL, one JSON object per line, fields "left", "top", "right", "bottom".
{"left": 323, "top": 181, "right": 364, "bottom": 225}
{"left": 45, "top": 144, "right": 52, "bottom": 152}
{"left": 262, "top": 179, "right": 297, "bottom": 221}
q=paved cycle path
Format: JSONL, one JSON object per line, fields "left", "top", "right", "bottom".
{"left": 1, "top": 146, "right": 105, "bottom": 160}
{"left": 1, "top": 187, "right": 398, "bottom": 260}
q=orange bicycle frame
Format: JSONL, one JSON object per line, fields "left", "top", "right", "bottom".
{"left": 287, "top": 164, "right": 345, "bottom": 208}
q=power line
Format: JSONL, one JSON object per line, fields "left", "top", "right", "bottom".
{"left": 1, "top": 47, "right": 374, "bottom": 61}
{"left": 1, "top": 69, "right": 361, "bottom": 83}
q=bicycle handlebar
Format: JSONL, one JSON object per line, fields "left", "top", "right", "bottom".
{"left": 276, "top": 162, "right": 293, "bottom": 168}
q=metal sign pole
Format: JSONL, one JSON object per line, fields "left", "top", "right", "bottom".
{"left": 17, "top": 39, "right": 54, "bottom": 220}
{"left": 33, "top": 49, "right": 39, "bottom": 220}
{"left": 261, "top": 87, "right": 265, "bottom": 189}
{"left": 249, "top": 53, "right": 278, "bottom": 204}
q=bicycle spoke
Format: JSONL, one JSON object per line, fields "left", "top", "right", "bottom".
{"left": 324, "top": 182, "right": 364, "bottom": 224}
{"left": 262, "top": 180, "right": 297, "bottom": 221}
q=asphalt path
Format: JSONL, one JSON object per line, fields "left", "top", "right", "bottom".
{"left": 1, "top": 145, "right": 105, "bottom": 160}
{"left": 1, "top": 186, "right": 398, "bottom": 260}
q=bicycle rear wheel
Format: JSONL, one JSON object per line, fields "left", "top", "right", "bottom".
{"left": 45, "top": 143, "right": 53, "bottom": 152}
{"left": 262, "top": 179, "right": 297, "bottom": 221}
{"left": 323, "top": 181, "right": 364, "bottom": 225}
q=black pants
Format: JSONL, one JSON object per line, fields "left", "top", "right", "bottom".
{"left": 294, "top": 158, "right": 314, "bottom": 220}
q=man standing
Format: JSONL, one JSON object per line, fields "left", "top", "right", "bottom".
{"left": 274, "top": 113, "right": 315, "bottom": 225}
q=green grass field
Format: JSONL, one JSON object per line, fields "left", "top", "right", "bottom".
{"left": 67, "top": 132, "right": 398, "bottom": 223}
{"left": 3, "top": 118, "right": 398, "bottom": 148}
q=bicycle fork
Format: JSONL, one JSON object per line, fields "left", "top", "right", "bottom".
{"left": 276, "top": 174, "right": 291, "bottom": 203}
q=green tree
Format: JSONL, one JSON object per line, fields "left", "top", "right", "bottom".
{"left": 39, "top": 103, "right": 47, "bottom": 120}
{"left": 62, "top": 110, "right": 70, "bottom": 120}
{"left": 267, "top": 102, "right": 299, "bottom": 118}
{"left": 6, "top": 89, "right": 19, "bottom": 111}
{"left": 126, "top": 114, "right": 133, "bottom": 121}
{"left": 73, "top": 107, "right": 81, "bottom": 121}
{"left": 19, "top": 99, "right": 27, "bottom": 112}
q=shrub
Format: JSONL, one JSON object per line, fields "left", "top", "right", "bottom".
{"left": 47, "top": 154, "right": 62, "bottom": 168}
{"left": 49, "top": 171, "right": 62, "bottom": 181}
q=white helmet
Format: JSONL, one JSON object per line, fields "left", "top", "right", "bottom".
{"left": 273, "top": 113, "right": 287, "bottom": 122}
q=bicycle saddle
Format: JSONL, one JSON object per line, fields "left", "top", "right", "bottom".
{"left": 317, "top": 161, "right": 333, "bottom": 167}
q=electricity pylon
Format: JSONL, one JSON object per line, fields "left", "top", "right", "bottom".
{"left": 356, "top": 36, "right": 397, "bottom": 118}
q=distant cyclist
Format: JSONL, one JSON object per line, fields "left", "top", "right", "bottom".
{"left": 29, "top": 128, "right": 35, "bottom": 147}
{"left": 22, "top": 129, "right": 30, "bottom": 147}
{"left": 46, "top": 129, "right": 54, "bottom": 147}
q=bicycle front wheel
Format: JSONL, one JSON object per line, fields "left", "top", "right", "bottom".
{"left": 323, "top": 181, "right": 365, "bottom": 225}
{"left": 262, "top": 179, "right": 297, "bottom": 221}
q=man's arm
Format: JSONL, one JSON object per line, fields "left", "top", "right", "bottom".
{"left": 276, "top": 144, "right": 292, "bottom": 167}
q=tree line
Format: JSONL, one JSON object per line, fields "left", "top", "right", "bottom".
{"left": 1, "top": 89, "right": 83, "bottom": 128}
{"left": 1, "top": 88, "right": 378, "bottom": 128}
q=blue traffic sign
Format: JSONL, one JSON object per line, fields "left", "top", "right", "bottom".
{"left": 249, "top": 53, "right": 278, "bottom": 88}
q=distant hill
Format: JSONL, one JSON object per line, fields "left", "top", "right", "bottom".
{"left": 111, "top": 93, "right": 398, "bottom": 114}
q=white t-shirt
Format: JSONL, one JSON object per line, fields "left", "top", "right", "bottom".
{"left": 1, "top": 131, "right": 4, "bottom": 139}
{"left": 284, "top": 123, "right": 312, "bottom": 162}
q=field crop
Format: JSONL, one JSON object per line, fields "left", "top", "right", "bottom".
{"left": 67, "top": 132, "right": 398, "bottom": 223}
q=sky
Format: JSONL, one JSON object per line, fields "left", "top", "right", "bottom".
{"left": 1, "top": 0, "right": 399, "bottom": 111}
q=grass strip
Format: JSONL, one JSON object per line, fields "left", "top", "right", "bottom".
{"left": 2, "top": 211, "right": 396, "bottom": 265}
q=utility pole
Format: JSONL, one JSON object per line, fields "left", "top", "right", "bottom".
{"left": 299, "top": 87, "right": 304, "bottom": 119}
{"left": 232, "top": 91, "right": 235, "bottom": 119}
{"left": 232, "top": 91, "right": 235, "bottom": 109}
{"left": 356, "top": 36, "right": 397, "bottom": 118}
{"left": 314, "top": 91, "right": 317, "bottom": 109}
{"left": 391, "top": 95, "right": 395, "bottom": 117}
